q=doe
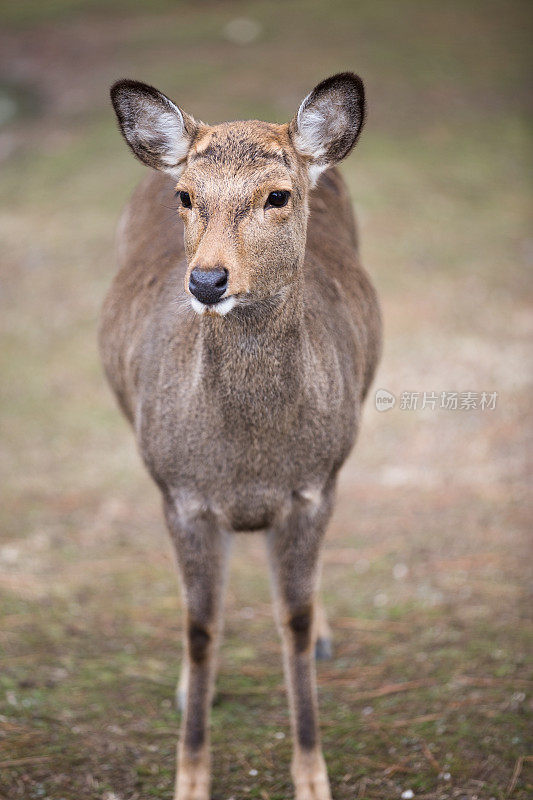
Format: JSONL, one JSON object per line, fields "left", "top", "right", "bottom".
{"left": 100, "top": 72, "right": 382, "bottom": 800}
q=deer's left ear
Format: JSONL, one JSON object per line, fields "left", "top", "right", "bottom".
{"left": 111, "top": 79, "right": 200, "bottom": 178}
{"left": 289, "top": 72, "right": 365, "bottom": 185}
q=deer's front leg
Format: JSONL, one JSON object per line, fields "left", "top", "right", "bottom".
{"left": 267, "top": 491, "right": 334, "bottom": 800}
{"left": 165, "top": 501, "right": 229, "bottom": 800}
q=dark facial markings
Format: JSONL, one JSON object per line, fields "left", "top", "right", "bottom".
{"left": 233, "top": 200, "right": 250, "bottom": 227}
{"left": 190, "top": 137, "right": 291, "bottom": 169}
{"left": 195, "top": 197, "right": 210, "bottom": 225}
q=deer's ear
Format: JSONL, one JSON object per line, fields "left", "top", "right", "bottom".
{"left": 289, "top": 72, "right": 365, "bottom": 185}
{"left": 110, "top": 79, "right": 199, "bottom": 177}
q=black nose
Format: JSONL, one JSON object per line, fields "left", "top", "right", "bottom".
{"left": 189, "top": 267, "right": 228, "bottom": 305}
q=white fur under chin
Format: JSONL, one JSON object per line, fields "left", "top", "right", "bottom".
{"left": 190, "top": 296, "right": 237, "bottom": 316}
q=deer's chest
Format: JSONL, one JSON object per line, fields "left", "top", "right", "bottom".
{"left": 136, "top": 334, "right": 357, "bottom": 530}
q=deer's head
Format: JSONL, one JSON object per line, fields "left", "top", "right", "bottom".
{"left": 111, "top": 73, "right": 365, "bottom": 316}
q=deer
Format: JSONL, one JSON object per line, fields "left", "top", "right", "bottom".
{"left": 99, "top": 72, "right": 382, "bottom": 800}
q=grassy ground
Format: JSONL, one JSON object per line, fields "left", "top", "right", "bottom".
{"left": 0, "top": 1, "right": 531, "bottom": 798}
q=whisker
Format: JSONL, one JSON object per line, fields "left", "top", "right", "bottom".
{"left": 171, "top": 291, "right": 197, "bottom": 321}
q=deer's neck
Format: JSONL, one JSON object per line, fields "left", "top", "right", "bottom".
{"left": 199, "top": 282, "right": 305, "bottom": 415}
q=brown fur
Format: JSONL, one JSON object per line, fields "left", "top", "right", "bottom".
{"left": 100, "top": 74, "right": 381, "bottom": 800}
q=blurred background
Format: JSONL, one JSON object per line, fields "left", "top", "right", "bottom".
{"left": 0, "top": 2, "right": 531, "bottom": 799}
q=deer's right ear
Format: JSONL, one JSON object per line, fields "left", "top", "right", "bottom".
{"left": 289, "top": 72, "right": 365, "bottom": 186}
{"left": 110, "top": 79, "right": 199, "bottom": 178}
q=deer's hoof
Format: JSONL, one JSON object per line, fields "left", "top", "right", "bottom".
{"left": 315, "top": 636, "right": 333, "bottom": 660}
{"left": 174, "top": 771, "right": 210, "bottom": 800}
{"left": 294, "top": 776, "right": 332, "bottom": 800}
{"left": 293, "top": 753, "right": 332, "bottom": 800}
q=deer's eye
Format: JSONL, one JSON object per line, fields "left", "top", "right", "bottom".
{"left": 178, "top": 191, "right": 192, "bottom": 208}
{"left": 265, "top": 190, "right": 290, "bottom": 209}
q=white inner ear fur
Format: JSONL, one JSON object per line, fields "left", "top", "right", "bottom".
{"left": 127, "top": 97, "right": 190, "bottom": 178}
{"left": 294, "top": 90, "right": 351, "bottom": 186}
